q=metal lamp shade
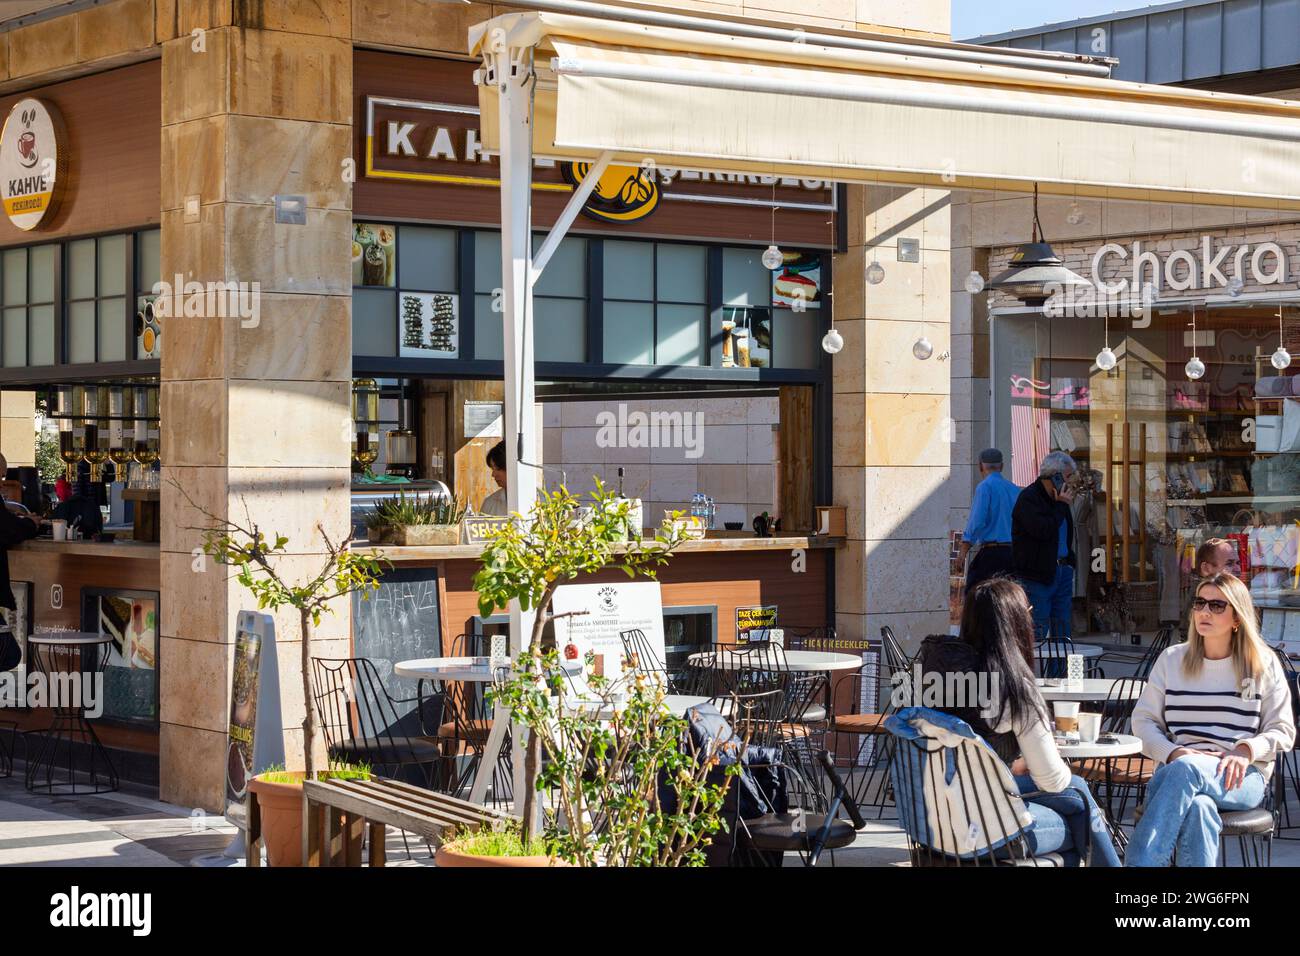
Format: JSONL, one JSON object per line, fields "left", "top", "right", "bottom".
{"left": 989, "top": 241, "right": 1091, "bottom": 305}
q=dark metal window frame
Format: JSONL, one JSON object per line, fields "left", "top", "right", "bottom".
{"left": 0, "top": 226, "right": 160, "bottom": 385}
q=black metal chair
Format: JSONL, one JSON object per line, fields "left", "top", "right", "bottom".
{"left": 435, "top": 634, "right": 513, "bottom": 804}
{"left": 781, "top": 624, "right": 837, "bottom": 652}
{"left": 743, "top": 750, "right": 865, "bottom": 866}
{"left": 310, "top": 657, "right": 444, "bottom": 788}
{"left": 619, "top": 628, "right": 678, "bottom": 691}
{"left": 1134, "top": 780, "right": 1276, "bottom": 867}
{"left": 1095, "top": 623, "right": 1176, "bottom": 681}
{"left": 1270, "top": 646, "right": 1300, "bottom": 840}
{"left": 1077, "top": 676, "right": 1152, "bottom": 846}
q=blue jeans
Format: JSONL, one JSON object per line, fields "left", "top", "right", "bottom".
{"left": 1013, "top": 773, "right": 1123, "bottom": 867}
{"left": 1125, "top": 753, "right": 1266, "bottom": 867}
{"left": 1021, "top": 564, "right": 1074, "bottom": 642}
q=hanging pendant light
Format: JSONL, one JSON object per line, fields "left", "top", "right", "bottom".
{"left": 762, "top": 179, "right": 783, "bottom": 270}
{"left": 866, "top": 256, "right": 885, "bottom": 285}
{"left": 964, "top": 271, "right": 985, "bottom": 294}
{"left": 1096, "top": 308, "right": 1117, "bottom": 371}
{"left": 1185, "top": 305, "right": 1206, "bottom": 381}
{"left": 822, "top": 328, "right": 844, "bottom": 354}
{"left": 912, "top": 336, "right": 934, "bottom": 360}
{"left": 1272, "top": 304, "right": 1292, "bottom": 371}
{"left": 989, "top": 184, "right": 1091, "bottom": 306}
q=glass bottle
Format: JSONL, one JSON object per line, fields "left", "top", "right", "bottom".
{"left": 352, "top": 378, "right": 380, "bottom": 468}
{"left": 56, "top": 386, "right": 81, "bottom": 483}
{"left": 81, "top": 386, "right": 109, "bottom": 483}
{"left": 132, "top": 387, "right": 160, "bottom": 472}
{"left": 107, "top": 385, "right": 133, "bottom": 487}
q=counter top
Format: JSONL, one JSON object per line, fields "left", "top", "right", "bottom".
{"left": 12, "top": 539, "right": 160, "bottom": 559}
{"left": 353, "top": 534, "right": 843, "bottom": 562}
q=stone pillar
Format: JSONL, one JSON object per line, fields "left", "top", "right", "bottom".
{"left": 158, "top": 4, "right": 353, "bottom": 810}
{"left": 0, "top": 392, "right": 35, "bottom": 468}
{"left": 833, "top": 185, "right": 952, "bottom": 651}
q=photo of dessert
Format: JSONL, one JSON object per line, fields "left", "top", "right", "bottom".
{"left": 354, "top": 222, "right": 395, "bottom": 288}
{"left": 772, "top": 252, "right": 822, "bottom": 309}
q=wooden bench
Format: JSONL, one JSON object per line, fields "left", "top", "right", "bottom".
{"left": 245, "top": 777, "right": 515, "bottom": 867}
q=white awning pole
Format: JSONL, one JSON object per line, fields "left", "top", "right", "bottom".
{"left": 488, "top": 35, "right": 541, "bottom": 817}
{"left": 532, "top": 149, "right": 614, "bottom": 283}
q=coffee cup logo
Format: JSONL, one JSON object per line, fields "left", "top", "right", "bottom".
{"left": 2, "top": 99, "right": 64, "bottom": 231}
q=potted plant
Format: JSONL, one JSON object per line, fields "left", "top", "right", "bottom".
{"left": 472, "top": 481, "right": 695, "bottom": 852}
{"left": 248, "top": 762, "right": 371, "bottom": 867}
{"left": 175, "top": 481, "right": 388, "bottom": 866}
{"left": 434, "top": 820, "right": 567, "bottom": 868}
{"left": 486, "top": 647, "right": 741, "bottom": 866}
{"left": 369, "top": 491, "right": 465, "bottom": 547}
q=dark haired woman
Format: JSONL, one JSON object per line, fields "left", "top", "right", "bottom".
{"left": 479, "top": 440, "right": 508, "bottom": 516}
{"left": 1127, "top": 573, "right": 1295, "bottom": 866}
{"left": 922, "top": 577, "right": 1122, "bottom": 865}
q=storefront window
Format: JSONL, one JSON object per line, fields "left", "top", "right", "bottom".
{"left": 135, "top": 228, "right": 161, "bottom": 360}
{"left": 66, "top": 235, "right": 130, "bottom": 364}
{"left": 992, "top": 303, "right": 1300, "bottom": 639}
{"left": 602, "top": 240, "right": 705, "bottom": 366}
{"left": 473, "top": 230, "right": 586, "bottom": 362}
{"left": 719, "top": 246, "right": 823, "bottom": 370}
{"left": 1, "top": 245, "right": 56, "bottom": 367}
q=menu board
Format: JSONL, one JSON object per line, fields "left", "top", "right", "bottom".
{"left": 736, "top": 604, "right": 778, "bottom": 636}
{"left": 552, "top": 581, "right": 666, "bottom": 676}
{"left": 81, "top": 588, "right": 159, "bottom": 726}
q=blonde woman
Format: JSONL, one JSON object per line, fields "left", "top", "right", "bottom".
{"left": 1127, "top": 573, "right": 1296, "bottom": 866}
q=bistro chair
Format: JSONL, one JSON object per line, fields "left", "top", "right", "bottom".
{"left": 780, "top": 624, "right": 837, "bottom": 652}
{"left": 717, "top": 689, "right": 791, "bottom": 865}
{"left": 1035, "top": 636, "right": 1075, "bottom": 679}
{"left": 709, "top": 640, "right": 788, "bottom": 698}
{"left": 742, "top": 749, "right": 865, "bottom": 866}
{"left": 1095, "top": 623, "right": 1175, "bottom": 682}
{"left": 619, "top": 628, "right": 677, "bottom": 691}
{"left": 434, "top": 634, "right": 513, "bottom": 804}
{"left": 886, "top": 706, "right": 1083, "bottom": 867}
{"left": 1134, "top": 785, "right": 1277, "bottom": 867}
{"left": 1077, "top": 676, "right": 1153, "bottom": 840}
{"left": 1270, "top": 646, "right": 1300, "bottom": 840}
{"left": 310, "top": 657, "right": 445, "bottom": 789}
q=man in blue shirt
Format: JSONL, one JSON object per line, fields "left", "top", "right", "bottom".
{"left": 959, "top": 448, "right": 1020, "bottom": 591}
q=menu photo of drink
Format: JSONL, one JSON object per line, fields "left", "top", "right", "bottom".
{"left": 83, "top": 588, "right": 159, "bottom": 725}
{"left": 398, "top": 292, "right": 459, "bottom": 359}
{"left": 353, "top": 222, "right": 396, "bottom": 287}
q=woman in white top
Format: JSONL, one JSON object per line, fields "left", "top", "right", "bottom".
{"left": 479, "top": 440, "right": 508, "bottom": 517}
{"left": 1127, "top": 572, "right": 1295, "bottom": 866}
{"left": 927, "top": 578, "right": 1122, "bottom": 865}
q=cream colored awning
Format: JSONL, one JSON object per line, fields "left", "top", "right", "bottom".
{"left": 470, "top": 11, "right": 1300, "bottom": 209}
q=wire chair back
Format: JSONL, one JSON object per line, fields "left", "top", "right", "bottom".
{"left": 1036, "top": 636, "right": 1075, "bottom": 679}
{"left": 310, "top": 657, "right": 442, "bottom": 779}
{"left": 619, "top": 628, "right": 673, "bottom": 688}
{"left": 782, "top": 624, "right": 836, "bottom": 652}
{"left": 888, "top": 716, "right": 1057, "bottom": 866}
{"left": 1100, "top": 676, "right": 1145, "bottom": 735}
{"left": 1134, "top": 624, "right": 1175, "bottom": 680}
{"left": 880, "top": 625, "right": 912, "bottom": 674}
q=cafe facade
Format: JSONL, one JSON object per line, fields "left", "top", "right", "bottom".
{"left": 0, "top": 0, "right": 1292, "bottom": 811}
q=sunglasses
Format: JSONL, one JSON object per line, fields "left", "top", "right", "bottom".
{"left": 1192, "top": 598, "right": 1230, "bottom": 614}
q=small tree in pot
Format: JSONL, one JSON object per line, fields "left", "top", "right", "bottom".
{"left": 472, "top": 481, "right": 689, "bottom": 848}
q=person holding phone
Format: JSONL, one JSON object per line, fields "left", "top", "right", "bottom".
{"left": 1011, "top": 451, "right": 1078, "bottom": 642}
{"left": 1126, "top": 573, "right": 1295, "bottom": 866}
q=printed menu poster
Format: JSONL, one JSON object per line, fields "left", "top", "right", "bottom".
{"left": 551, "top": 581, "right": 666, "bottom": 677}
{"left": 399, "top": 292, "right": 459, "bottom": 359}
{"left": 736, "top": 604, "right": 778, "bottom": 635}
{"left": 771, "top": 253, "right": 822, "bottom": 309}
{"left": 225, "top": 627, "right": 262, "bottom": 815}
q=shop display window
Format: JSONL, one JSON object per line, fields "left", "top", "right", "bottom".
{"left": 0, "top": 244, "right": 56, "bottom": 367}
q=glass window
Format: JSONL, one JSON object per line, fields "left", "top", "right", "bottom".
{"left": 655, "top": 304, "right": 704, "bottom": 366}
{"left": 399, "top": 226, "right": 456, "bottom": 292}
{"left": 353, "top": 222, "right": 396, "bottom": 287}
{"left": 353, "top": 289, "right": 396, "bottom": 356}
{"left": 533, "top": 236, "right": 586, "bottom": 298}
{"left": 2, "top": 309, "right": 24, "bottom": 368}
{"left": 3, "top": 249, "right": 26, "bottom": 307}
{"left": 535, "top": 298, "right": 585, "bottom": 362}
{"left": 604, "top": 301, "right": 653, "bottom": 365}
{"left": 98, "top": 235, "right": 127, "bottom": 298}
{"left": 772, "top": 310, "right": 821, "bottom": 370}
{"left": 656, "top": 245, "right": 707, "bottom": 304}
{"left": 29, "top": 304, "right": 54, "bottom": 366}
{"left": 68, "top": 239, "right": 95, "bottom": 300}
{"left": 68, "top": 300, "right": 95, "bottom": 364}
{"left": 474, "top": 294, "right": 504, "bottom": 360}
{"left": 30, "top": 245, "right": 56, "bottom": 303}
{"left": 474, "top": 230, "right": 501, "bottom": 294}
{"left": 603, "top": 241, "right": 654, "bottom": 301}
{"left": 98, "top": 298, "right": 127, "bottom": 363}
{"left": 136, "top": 229, "right": 161, "bottom": 295}
{"left": 722, "top": 247, "right": 770, "bottom": 307}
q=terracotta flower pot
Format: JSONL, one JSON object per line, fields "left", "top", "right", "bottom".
{"left": 434, "top": 845, "right": 569, "bottom": 868}
{"left": 248, "top": 772, "right": 306, "bottom": 867}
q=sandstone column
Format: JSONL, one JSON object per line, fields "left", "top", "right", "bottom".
{"left": 158, "top": 4, "right": 353, "bottom": 810}
{"left": 833, "top": 185, "right": 953, "bottom": 652}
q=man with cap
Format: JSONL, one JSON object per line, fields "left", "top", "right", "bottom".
{"left": 958, "top": 448, "right": 1020, "bottom": 591}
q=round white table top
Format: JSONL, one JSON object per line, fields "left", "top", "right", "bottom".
{"left": 29, "top": 632, "right": 110, "bottom": 646}
{"left": 1033, "top": 642, "right": 1104, "bottom": 659}
{"left": 563, "top": 694, "right": 709, "bottom": 718}
{"left": 1036, "top": 678, "right": 1145, "bottom": 701}
{"left": 687, "top": 649, "right": 862, "bottom": 672}
{"left": 1055, "top": 733, "right": 1143, "bottom": 759}
{"left": 394, "top": 657, "right": 501, "bottom": 682}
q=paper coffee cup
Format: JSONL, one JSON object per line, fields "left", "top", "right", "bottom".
{"left": 1053, "top": 700, "right": 1080, "bottom": 733}
{"left": 51, "top": 520, "right": 67, "bottom": 541}
{"left": 1078, "top": 712, "right": 1101, "bottom": 743}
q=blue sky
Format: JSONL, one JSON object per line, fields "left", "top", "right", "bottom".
{"left": 952, "top": 1, "right": 1150, "bottom": 40}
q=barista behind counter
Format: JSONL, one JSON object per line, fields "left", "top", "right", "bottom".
{"left": 479, "top": 440, "right": 508, "bottom": 516}
{"left": 49, "top": 476, "right": 104, "bottom": 538}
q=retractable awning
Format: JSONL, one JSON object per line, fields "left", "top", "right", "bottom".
{"left": 471, "top": 11, "right": 1300, "bottom": 209}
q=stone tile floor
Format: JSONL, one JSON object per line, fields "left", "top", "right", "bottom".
{"left": 0, "top": 765, "right": 1297, "bottom": 867}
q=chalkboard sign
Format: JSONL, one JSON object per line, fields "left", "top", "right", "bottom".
{"left": 352, "top": 567, "right": 443, "bottom": 726}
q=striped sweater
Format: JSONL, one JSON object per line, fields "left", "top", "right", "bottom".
{"left": 1132, "top": 643, "right": 1296, "bottom": 781}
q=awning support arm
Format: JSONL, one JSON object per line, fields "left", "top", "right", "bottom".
{"left": 531, "top": 149, "right": 614, "bottom": 283}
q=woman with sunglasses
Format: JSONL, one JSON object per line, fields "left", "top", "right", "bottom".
{"left": 1127, "top": 573, "right": 1295, "bottom": 866}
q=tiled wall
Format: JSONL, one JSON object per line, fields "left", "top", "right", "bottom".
{"left": 541, "top": 396, "right": 778, "bottom": 529}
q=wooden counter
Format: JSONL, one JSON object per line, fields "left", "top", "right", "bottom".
{"left": 352, "top": 534, "right": 842, "bottom": 562}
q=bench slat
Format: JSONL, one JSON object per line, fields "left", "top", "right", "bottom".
{"left": 328, "top": 780, "right": 502, "bottom": 835}
{"left": 301, "top": 778, "right": 514, "bottom": 842}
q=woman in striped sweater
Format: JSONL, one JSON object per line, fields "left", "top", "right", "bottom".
{"left": 1127, "top": 573, "right": 1295, "bottom": 866}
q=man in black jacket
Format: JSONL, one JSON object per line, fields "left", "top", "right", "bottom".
{"left": 0, "top": 454, "right": 38, "bottom": 617}
{"left": 1011, "top": 451, "right": 1078, "bottom": 641}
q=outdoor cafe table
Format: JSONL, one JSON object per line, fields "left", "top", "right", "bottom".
{"left": 1035, "top": 678, "right": 1145, "bottom": 702}
{"left": 685, "top": 650, "right": 863, "bottom": 672}
{"left": 1054, "top": 733, "right": 1143, "bottom": 760}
